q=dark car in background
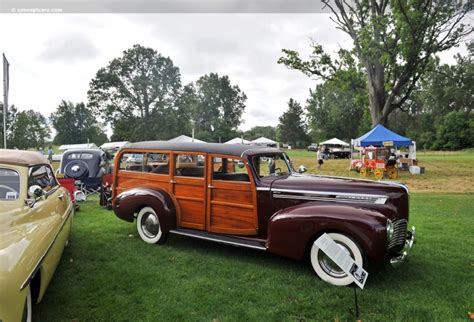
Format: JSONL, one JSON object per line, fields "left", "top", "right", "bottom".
{"left": 59, "top": 149, "right": 110, "bottom": 193}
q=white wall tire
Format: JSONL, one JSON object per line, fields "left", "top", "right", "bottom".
{"left": 22, "top": 286, "right": 32, "bottom": 322}
{"left": 136, "top": 207, "right": 165, "bottom": 244}
{"left": 310, "top": 233, "right": 365, "bottom": 286}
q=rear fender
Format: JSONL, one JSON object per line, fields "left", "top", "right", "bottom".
{"left": 267, "top": 203, "right": 388, "bottom": 261}
{"left": 113, "top": 187, "right": 176, "bottom": 233}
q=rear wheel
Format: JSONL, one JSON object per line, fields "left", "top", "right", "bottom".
{"left": 310, "top": 233, "right": 365, "bottom": 286}
{"left": 136, "top": 207, "right": 167, "bottom": 244}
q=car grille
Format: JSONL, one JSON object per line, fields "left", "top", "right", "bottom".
{"left": 388, "top": 219, "right": 407, "bottom": 250}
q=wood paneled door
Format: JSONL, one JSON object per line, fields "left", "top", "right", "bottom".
{"left": 206, "top": 155, "right": 258, "bottom": 235}
{"left": 172, "top": 152, "right": 207, "bottom": 230}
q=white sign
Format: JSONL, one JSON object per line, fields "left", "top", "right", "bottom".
{"left": 315, "top": 233, "right": 368, "bottom": 289}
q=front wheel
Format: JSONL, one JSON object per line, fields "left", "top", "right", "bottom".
{"left": 136, "top": 207, "right": 168, "bottom": 244}
{"left": 310, "top": 233, "right": 365, "bottom": 286}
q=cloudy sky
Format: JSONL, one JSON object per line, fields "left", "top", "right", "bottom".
{"left": 0, "top": 14, "right": 467, "bottom": 133}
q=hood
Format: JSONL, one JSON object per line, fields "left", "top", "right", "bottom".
{"left": 266, "top": 173, "right": 409, "bottom": 220}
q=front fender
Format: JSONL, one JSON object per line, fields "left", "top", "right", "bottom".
{"left": 112, "top": 187, "right": 176, "bottom": 233}
{"left": 267, "top": 203, "right": 388, "bottom": 261}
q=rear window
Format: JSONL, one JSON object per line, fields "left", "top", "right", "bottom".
{"left": 67, "top": 153, "right": 94, "bottom": 160}
{"left": 0, "top": 168, "right": 20, "bottom": 200}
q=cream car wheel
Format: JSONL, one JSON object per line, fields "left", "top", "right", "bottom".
{"left": 22, "top": 286, "right": 32, "bottom": 322}
{"left": 310, "top": 233, "right": 365, "bottom": 286}
{"left": 136, "top": 207, "right": 164, "bottom": 244}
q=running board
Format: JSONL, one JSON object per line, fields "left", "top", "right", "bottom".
{"left": 169, "top": 228, "right": 267, "bottom": 251}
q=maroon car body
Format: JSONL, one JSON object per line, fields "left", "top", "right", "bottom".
{"left": 112, "top": 142, "right": 415, "bottom": 286}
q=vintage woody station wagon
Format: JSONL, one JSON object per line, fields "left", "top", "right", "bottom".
{"left": 112, "top": 141, "right": 416, "bottom": 286}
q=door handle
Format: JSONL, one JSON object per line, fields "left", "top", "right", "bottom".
{"left": 170, "top": 180, "right": 176, "bottom": 184}
{"left": 208, "top": 185, "right": 215, "bottom": 189}
{"left": 58, "top": 193, "right": 64, "bottom": 200}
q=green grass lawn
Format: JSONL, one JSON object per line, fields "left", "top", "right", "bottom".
{"left": 35, "top": 193, "right": 474, "bottom": 321}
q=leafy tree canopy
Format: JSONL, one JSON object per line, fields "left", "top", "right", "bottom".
{"left": 9, "top": 110, "right": 50, "bottom": 150}
{"left": 188, "top": 73, "right": 247, "bottom": 142}
{"left": 50, "top": 100, "right": 108, "bottom": 146}
{"left": 88, "top": 44, "right": 182, "bottom": 141}
{"left": 279, "top": 0, "right": 471, "bottom": 126}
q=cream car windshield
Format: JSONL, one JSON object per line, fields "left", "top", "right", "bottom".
{"left": 253, "top": 153, "right": 293, "bottom": 177}
{"left": 0, "top": 168, "right": 20, "bottom": 200}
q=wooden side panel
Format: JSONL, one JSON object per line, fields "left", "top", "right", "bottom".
{"left": 172, "top": 152, "right": 207, "bottom": 230}
{"left": 207, "top": 154, "right": 258, "bottom": 235}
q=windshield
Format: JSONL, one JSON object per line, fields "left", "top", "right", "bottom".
{"left": 253, "top": 153, "right": 293, "bottom": 177}
{"left": 0, "top": 168, "right": 20, "bottom": 200}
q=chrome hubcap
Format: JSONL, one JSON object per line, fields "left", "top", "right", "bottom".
{"left": 318, "top": 242, "right": 353, "bottom": 278}
{"left": 141, "top": 213, "right": 159, "bottom": 238}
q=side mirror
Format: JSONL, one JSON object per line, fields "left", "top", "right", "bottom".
{"left": 28, "top": 185, "right": 43, "bottom": 199}
{"left": 237, "top": 161, "right": 245, "bottom": 169}
{"left": 298, "top": 165, "right": 307, "bottom": 174}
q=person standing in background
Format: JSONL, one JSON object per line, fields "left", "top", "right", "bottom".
{"left": 47, "top": 146, "right": 54, "bottom": 163}
{"left": 317, "top": 147, "right": 324, "bottom": 170}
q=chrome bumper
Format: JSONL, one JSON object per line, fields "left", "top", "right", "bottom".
{"left": 390, "top": 226, "right": 416, "bottom": 267}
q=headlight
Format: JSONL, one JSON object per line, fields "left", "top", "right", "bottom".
{"left": 386, "top": 219, "right": 394, "bottom": 243}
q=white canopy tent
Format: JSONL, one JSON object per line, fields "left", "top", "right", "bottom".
{"left": 168, "top": 135, "right": 206, "bottom": 143}
{"left": 251, "top": 137, "right": 277, "bottom": 147}
{"left": 100, "top": 141, "right": 130, "bottom": 150}
{"left": 319, "top": 138, "right": 349, "bottom": 146}
{"left": 224, "top": 137, "right": 251, "bottom": 145}
{"left": 58, "top": 143, "right": 98, "bottom": 151}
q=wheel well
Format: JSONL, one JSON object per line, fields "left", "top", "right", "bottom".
{"left": 30, "top": 270, "right": 41, "bottom": 304}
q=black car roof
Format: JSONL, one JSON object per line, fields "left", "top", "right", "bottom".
{"left": 122, "top": 141, "right": 282, "bottom": 157}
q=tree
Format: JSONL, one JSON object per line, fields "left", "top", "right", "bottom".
{"left": 9, "top": 110, "right": 50, "bottom": 149}
{"left": 432, "top": 111, "right": 473, "bottom": 150}
{"left": 50, "top": 101, "right": 108, "bottom": 146}
{"left": 304, "top": 49, "right": 369, "bottom": 142}
{"left": 190, "top": 73, "right": 247, "bottom": 142}
{"left": 244, "top": 126, "right": 277, "bottom": 141}
{"left": 278, "top": 99, "right": 309, "bottom": 147}
{"left": 279, "top": 1, "right": 471, "bottom": 126}
{"left": 0, "top": 103, "right": 18, "bottom": 147}
{"left": 88, "top": 44, "right": 182, "bottom": 141}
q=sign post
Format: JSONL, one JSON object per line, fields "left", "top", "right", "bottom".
{"left": 2, "top": 53, "right": 9, "bottom": 149}
{"left": 315, "top": 233, "right": 369, "bottom": 319}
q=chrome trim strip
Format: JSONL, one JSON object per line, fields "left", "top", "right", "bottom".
{"left": 169, "top": 229, "right": 266, "bottom": 251}
{"left": 272, "top": 194, "right": 386, "bottom": 204}
{"left": 271, "top": 188, "right": 388, "bottom": 204}
{"left": 20, "top": 202, "right": 74, "bottom": 290}
{"left": 256, "top": 187, "right": 270, "bottom": 191}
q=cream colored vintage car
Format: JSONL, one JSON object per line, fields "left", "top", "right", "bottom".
{"left": 0, "top": 150, "right": 74, "bottom": 322}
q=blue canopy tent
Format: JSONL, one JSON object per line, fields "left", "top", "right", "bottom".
{"left": 353, "top": 124, "right": 413, "bottom": 147}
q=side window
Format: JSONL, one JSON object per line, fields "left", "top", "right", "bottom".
{"left": 146, "top": 153, "right": 170, "bottom": 175}
{"left": 29, "top": 165, "right": 57, "bottom": 192}
{"left": 174, "top": 154, "right": 205, "bottom": 178}
{"left": 0, "top": 168, "right": 20, "bottom": 200}
{"left": 119, "top": 153, "right": 145, "bottom": 172}
{"left": 212, "top": 157, "right": 249, "bottom": 182}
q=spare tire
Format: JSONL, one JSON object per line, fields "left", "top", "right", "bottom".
{"left": 65, "top": 160, "right": 89, "bottom": 179}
